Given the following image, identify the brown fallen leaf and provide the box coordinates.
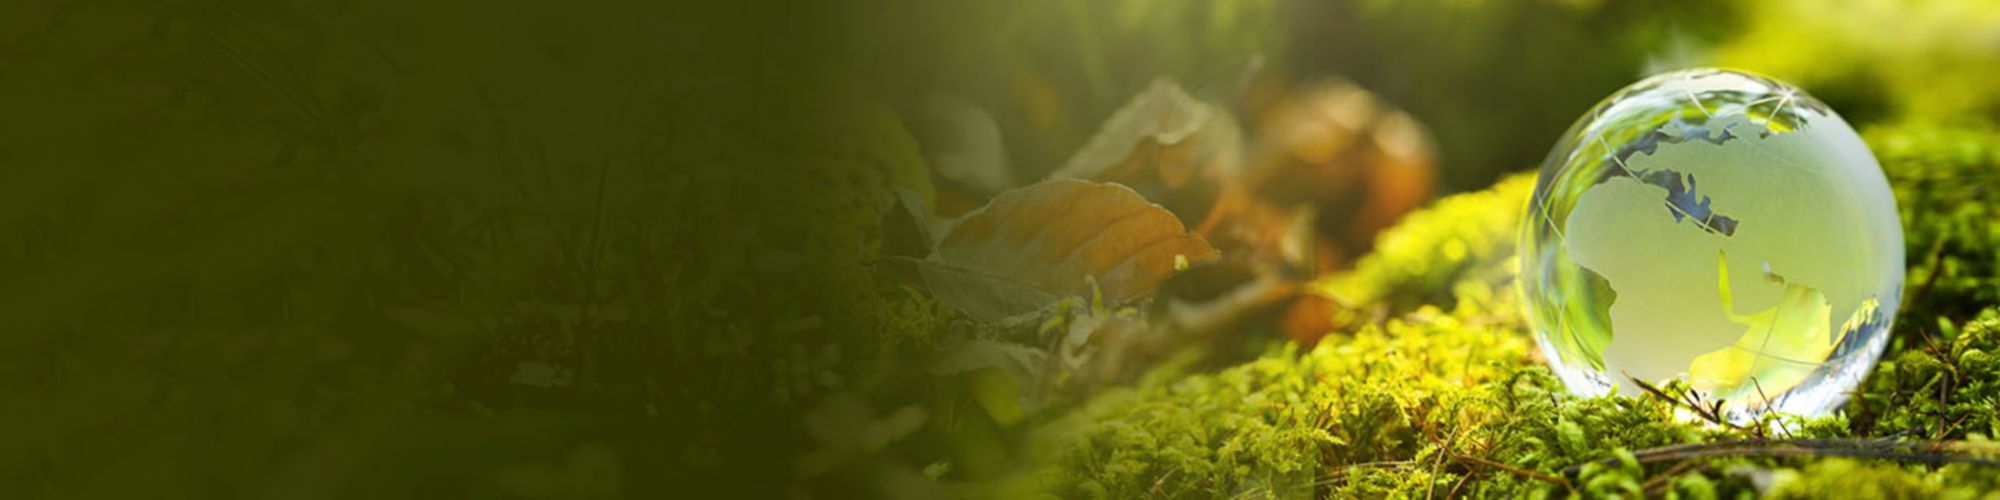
[1234,79,1438,269]
[1195,195,1331,279]
[934,179,1220,307]
[1050,79,1242,225]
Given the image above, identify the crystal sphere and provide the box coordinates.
[1518,68,1903,421]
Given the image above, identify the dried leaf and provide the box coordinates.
[1233,80,1438,265]
[934,179,1220,308]
[1196,196,1327,278]
[1051,79,1242,223]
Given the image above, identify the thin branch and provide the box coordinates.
[1145,469,1178,499]
[1629,377,1743,430]
[1310,461,1417,486]
[1562,438,2000,477]
[1453,453,1572,490]
[1639,459,1704,496]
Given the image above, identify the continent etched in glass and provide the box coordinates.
[1517,69,1903,422]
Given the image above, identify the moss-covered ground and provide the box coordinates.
[973,125,2000,498]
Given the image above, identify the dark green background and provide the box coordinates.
[1,0,878,496]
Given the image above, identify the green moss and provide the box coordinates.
[1850,309,2000,439]
[1024,302,1729,498]
[1765,460,1938,499]
[1319,172,1535,326]
[1870,124,2000,328]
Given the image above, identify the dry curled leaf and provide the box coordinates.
[1051,79,1242,225]
[933,179,1220,310]
[1227,79,1438,269]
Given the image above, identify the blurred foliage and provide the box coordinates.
[1711,0,2000,127]
[1871,125,2000,329]
[0,0,947,497]
[1284,0,1737,192]
[870,0,1739,194]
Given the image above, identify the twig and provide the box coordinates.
[1562,438,2000,477]
[1639,459,1704,496]
[1630,377,1742,430]
[1426,426,1462,500]
[1146,469,1178,499]
[1749,377,1783,439]
[1453,453,1573,490]
[1306,461,1417,490]
[1940,371,1954,436]
[1446,472,1473,499]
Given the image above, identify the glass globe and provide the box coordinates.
[1518,68,1903,421]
